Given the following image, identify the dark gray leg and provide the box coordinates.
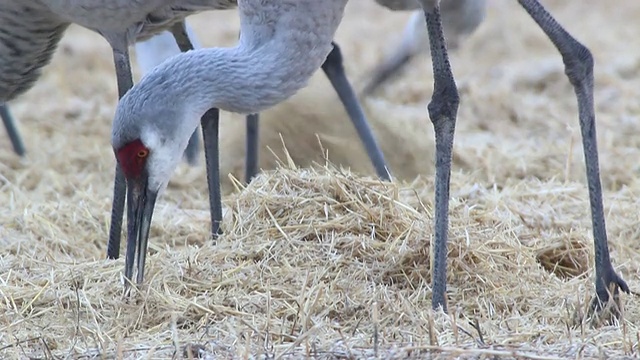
[417,0,460,312]
[106,46,135,260]
[232,29,262,184]
[169,22,202,166]
[245,113,260,183]
[321,42,392,181]
[201,108,223,239]
[1,104,26,156]
[518,0,629,313]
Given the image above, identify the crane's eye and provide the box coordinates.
[116,139,150,179]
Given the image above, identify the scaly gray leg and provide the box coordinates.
[418,0,460,311]
[106,45,135,260]
[321,42,392,181]
[201,108,223,239]
[245,113,260,183]
[1,104,25,156]
[169,21,202,166]
[518,0,629,314]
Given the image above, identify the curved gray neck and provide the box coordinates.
[112,0,348,152]
[169,46,319,118]
[148,0,347,119]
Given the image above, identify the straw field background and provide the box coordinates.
[2,0,640,358]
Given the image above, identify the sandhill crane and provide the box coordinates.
[111,0,348,285]
[372,0,629,315]
[134,21,390,185]
[1,1,390,262]
[363,0,486,95]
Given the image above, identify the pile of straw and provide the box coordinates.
[2,164,639,358]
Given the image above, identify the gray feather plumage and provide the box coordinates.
[0,2,68,101]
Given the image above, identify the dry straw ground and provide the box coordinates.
[1,0,640,358]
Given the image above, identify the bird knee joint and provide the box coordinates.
[417,0,439,11]
[322,42,343,72]
[428,85,460,123]
[563,42,593,87]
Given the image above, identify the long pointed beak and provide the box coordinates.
[124,174,158,287]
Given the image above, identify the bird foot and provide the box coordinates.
[572,268,630,327]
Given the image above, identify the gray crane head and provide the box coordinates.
[111,80,198,284]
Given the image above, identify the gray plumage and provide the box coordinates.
[0,2,68,102]
[0,2,69,156]
[43,0,236,44]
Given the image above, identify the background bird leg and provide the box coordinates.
[106,44,135,260]
[1,104,25,156]
[321,42,391,181]
[245,113,260,183]
[517,0,629,315]
[419,0,460,312]
[168,22,203,166]
[201,108,223,240]
[361,45,413,96]
[365,0,486,95]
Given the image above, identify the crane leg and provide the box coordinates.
[183,130,200,166]
[201,108,223,239]
[518,0,629,318]
[363,12,424,96]
[417,0,460,312]
[106,45,135,260]
[1,104,26,156]
[321,42,392,181]
[107,165,126,259]
[245,113,260,183]
[169,21,202,166]
[362,46,413,96]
